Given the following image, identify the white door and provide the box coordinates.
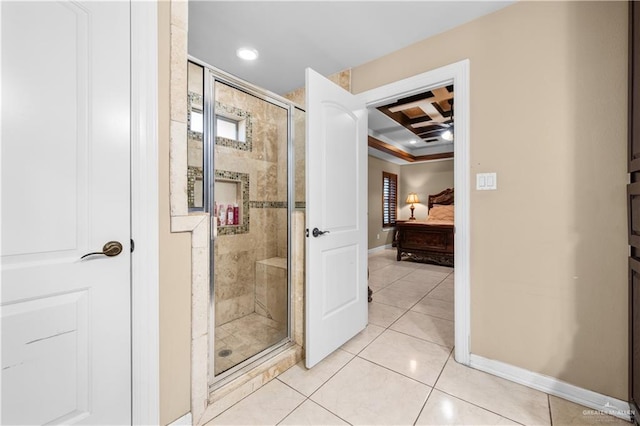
[305,68,368,368]
[1,2,131,424]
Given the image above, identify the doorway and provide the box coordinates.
[358,59,471,364]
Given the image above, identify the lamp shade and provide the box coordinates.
[406,193,420,204]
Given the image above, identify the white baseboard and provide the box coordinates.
[168,412,192,426]
[468,354,632,422]
[368,244,393,254]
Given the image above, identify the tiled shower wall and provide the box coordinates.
[213,81,289,326]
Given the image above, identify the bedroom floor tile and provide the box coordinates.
[372,286,425,310]
[426,279,455,303]
[411,296,454,321]
[390,310,455,348]
[367,301,406,327]
[385,278,440,297]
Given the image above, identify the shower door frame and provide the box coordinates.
[195,59,297,387]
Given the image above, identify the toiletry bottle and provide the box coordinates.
[233,204,239,225]
[227,204,234,225]
[219,203,226,226]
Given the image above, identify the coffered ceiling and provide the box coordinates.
[368,85,454,164]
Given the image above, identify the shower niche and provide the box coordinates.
[187,60,295,383]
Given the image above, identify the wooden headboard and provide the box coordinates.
[428,188,454,209]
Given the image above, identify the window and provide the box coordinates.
[216,116,240,140]
[382,172,397,227]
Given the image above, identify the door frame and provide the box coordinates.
[357,59,471,364]
[131,2,160,424]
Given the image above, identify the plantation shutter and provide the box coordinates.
[382,172,397,227]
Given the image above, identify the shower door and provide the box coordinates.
[188,62,293,382]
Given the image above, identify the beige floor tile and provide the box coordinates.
[402,269,450,284]
[278,349,354,396]
[310,357,431,425]
[373,287,425,310]
[368,264,416,287]
[390,310,454,348]
[207,379,305,425]
[435,358,550,426]
[412,297,454,321]
[279,400,348,425]
[369,280,391,294]
[359,329,451,386]
[368,301,406,328]
[367,255,396,272]
[417,389,519,425]
[427,280,454,303]
[548,395,630,425]
[416,263,455,273]
[340,323,385,354]
[386,278,440,297]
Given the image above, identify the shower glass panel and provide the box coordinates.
[191,64,292,382]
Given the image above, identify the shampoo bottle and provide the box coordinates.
[219,204,226,226]
[233,204,239,225]
[227,204,234,225]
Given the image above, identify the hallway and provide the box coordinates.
[206,249,628,425]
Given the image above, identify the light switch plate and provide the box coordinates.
[476,172,497,190]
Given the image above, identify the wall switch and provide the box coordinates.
[376,234,380,239]
[476,173,497,190]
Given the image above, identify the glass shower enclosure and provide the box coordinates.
[187,60,294,384]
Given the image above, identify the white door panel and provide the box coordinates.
[305,68,367,368]
[1,2,131,424]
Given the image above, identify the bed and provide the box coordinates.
[395,188,454,266]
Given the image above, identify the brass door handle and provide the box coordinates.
[81,241,123,259]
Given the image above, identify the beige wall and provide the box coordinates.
[368,157,454,250]
[158,1,193,423]
[368,156,401,249]
[399,160,454,221]
[355,1,628,399]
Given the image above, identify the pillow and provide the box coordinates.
[427,204,454,222]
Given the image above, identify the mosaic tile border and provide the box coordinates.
[249,201,288,209]
[188,166,204,208]
[215,170,250,236]
[215,101,253,152]
[188,91,203,142]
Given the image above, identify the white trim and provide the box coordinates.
[168,412,193,426]
[357,59,471,365]
[130,2,160,425]
[469,354,632,422]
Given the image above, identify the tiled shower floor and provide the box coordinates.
[214,313,287,375]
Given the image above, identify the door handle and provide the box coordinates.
[312,228,330,238]
[81,241,123,259]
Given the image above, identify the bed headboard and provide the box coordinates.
[428,188,454,209]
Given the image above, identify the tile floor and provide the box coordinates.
[206,248,629,425]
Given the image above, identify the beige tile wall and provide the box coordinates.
[213,82,289,325]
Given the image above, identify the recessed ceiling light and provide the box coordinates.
[409,140,417,144]
[236,47,259,61]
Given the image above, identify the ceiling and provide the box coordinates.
[188,1,514,164]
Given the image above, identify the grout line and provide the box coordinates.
[305,350,358,401]
[382,327,453,350]
[548,394,554,426]
[432,354,527,426]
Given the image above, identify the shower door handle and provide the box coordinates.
[312,228,330,238]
